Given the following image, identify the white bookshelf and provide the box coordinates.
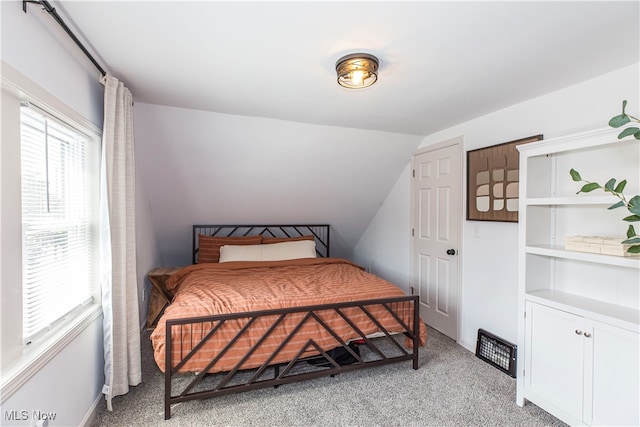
[525,244,640,268]
[516,128,640,426]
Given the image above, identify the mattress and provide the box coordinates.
[150,257,427,373]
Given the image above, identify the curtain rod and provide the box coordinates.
[23,0,107,77]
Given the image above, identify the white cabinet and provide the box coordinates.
[524,301,639,426]
[516,128,640,426]
[524,302,584,422]
[587,318,639,426]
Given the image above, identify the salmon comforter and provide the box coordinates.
[150,257,427,374]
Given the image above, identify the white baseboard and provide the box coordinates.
[459,338,476,353]
[80,393,104,427]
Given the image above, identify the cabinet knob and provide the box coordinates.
[583,332,591,338]
[575,329,583,335]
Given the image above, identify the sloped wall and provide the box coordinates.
[133,103,423,267]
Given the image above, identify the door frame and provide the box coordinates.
[409,136,463,342]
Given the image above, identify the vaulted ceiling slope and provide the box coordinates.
[134,103,423,264]
[57,1,639,136]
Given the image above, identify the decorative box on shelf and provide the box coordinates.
[564,235,635,257]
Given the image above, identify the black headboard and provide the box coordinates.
[192,224,330,263]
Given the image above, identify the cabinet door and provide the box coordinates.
[525,302,584,420]
[584,320,640,426]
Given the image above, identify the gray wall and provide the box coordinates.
[133,103,423,266]
[1,0,105,425]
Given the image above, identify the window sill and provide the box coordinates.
[0,304,103,404]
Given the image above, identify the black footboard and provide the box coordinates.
[164,295,421,419]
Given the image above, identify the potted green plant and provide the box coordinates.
[570,100,640,254]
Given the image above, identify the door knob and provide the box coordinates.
[446,249,456,256]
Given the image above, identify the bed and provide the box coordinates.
[151,224,427,419]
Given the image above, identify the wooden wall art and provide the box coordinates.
[467,134,543,222]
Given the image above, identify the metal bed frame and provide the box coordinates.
[163,225,421,420]
[192,224,330,263]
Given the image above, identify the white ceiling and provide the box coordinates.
[55,1,639,136]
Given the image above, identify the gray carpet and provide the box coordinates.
[91,326,566,426]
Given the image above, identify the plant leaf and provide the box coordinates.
[608,201,625,210]
[627,245,640,254]
[614,179,627,193]
[609,114,630,128]
[604,178,616,191]
[618,126,640,139]
[627,224,636,238]
[622,215,640,222]
[628,195,640,216]
[622,99,628,113]
[622,237,640,244]
[569,169,581,181]
[634,129,640,140]
[579,182,601,193]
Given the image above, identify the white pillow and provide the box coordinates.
[219,240,317,262]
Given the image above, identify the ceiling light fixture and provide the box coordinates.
[335,53,379,89]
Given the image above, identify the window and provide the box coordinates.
[20,104,100,345]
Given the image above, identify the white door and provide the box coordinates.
[411,140,461,340]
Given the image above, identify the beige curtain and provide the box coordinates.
[100,74,141,410]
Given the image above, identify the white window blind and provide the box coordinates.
[20,104,100,344]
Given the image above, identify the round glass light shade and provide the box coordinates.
[335,53,379,89]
